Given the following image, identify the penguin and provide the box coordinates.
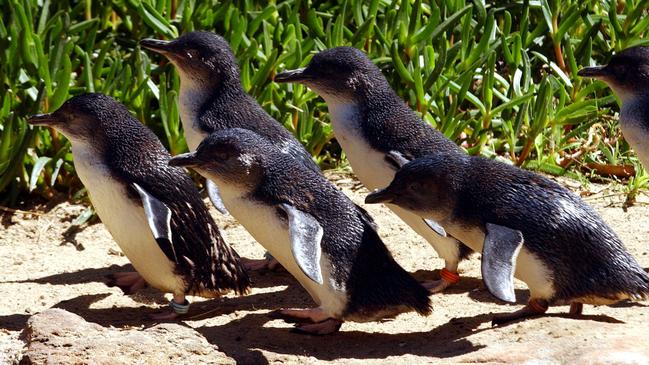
[28,93,250,320]
[578,46,649,169]
[140,31,321,270]
[275,46,471,292]
[365,151,649,325]
[169,128,432,335]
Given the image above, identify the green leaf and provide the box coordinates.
[29,156,51,192]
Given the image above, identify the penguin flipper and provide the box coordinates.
[384,150,411,170]
[279,203,324,285]
[206,180,229,215]
[132,183,174,249]
[423,218,447,237]
[481,223,524,303]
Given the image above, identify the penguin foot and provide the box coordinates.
[421,279,453,293]
[105,271,147,294]
[422,268,460,293]
[149,297,189,321]
[292,318,343,335]
[491,298,549,326]
[569,302,583,316]
[148,309,180,321]
[271,307,329,323]
[242,254,283,272]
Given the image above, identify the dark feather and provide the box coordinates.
[74,94,250,295]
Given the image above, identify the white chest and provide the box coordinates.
[71,145,184,293]
[327,101,466,261]
[620,103,649,169]
[327,102,395,190]
[216,182,347,316]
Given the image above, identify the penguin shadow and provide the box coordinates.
[246,266,300,290]
[609,300,649,309]
[411,269,525,305]
[194,272,491,362]
[0,313,30,331]
[6,264,131,286]
[465,290,627,326]
[17,283,296,330]
[466,285,529,306]
[0,294,122,331]
[197,312,489,363]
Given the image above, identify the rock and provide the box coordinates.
[458,329,649,365]
[19,309,234,365]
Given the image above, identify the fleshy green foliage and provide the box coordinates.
[1,0,649,205]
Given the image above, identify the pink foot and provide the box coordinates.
[106,271,147,294]
[271,307,330,323]
[293,319,343,335]
[492,298,549,326]
[422,268,460,293]
[569,302,583,315]
[149,295,189,321]
[242,255,283,272]
[148,309,180,321]
[421,279,452,293]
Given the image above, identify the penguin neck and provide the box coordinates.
[619,92,649,167]
[178,74,245,149]
[322,80,399,131]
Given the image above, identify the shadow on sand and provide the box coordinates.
[0,264,632,362]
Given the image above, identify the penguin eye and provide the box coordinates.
[186,49,199,60]
[409,182,423,191]
[215,151,230,161]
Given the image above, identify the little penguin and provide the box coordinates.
[275,47,471,292]
[28,94,250,320]
[578,46,649,169]
[365,152,649,325]
[169,128,432,335]
[141,31,321,270]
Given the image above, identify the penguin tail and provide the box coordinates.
[626,268,649,301]
[388,265,433,316]
[345,251,432,320]
[600,266,649,304]
[187,236,251,297]
[342,215,432,320]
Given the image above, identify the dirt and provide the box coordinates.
[1,171,649,364]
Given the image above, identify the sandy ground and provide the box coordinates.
[1,171,649,364]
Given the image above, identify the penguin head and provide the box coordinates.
[169,128,265,191]
[140,31,239,90]
[275,46,384,102]
[365,154,464,220]
[578,47,649,103]
[28,93,128,144]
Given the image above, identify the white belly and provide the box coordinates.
[216,183,347,317]
[327,101,461,264]
[619,118,649,170]
[72,145,184,294]
[444,224,555,299]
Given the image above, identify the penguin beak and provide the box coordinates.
[365,188,395,204]
[169,152,200,168]
[578,66,609,79]
[27,113,61,126]
[140,38,172,54]
[274,68,309,83]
